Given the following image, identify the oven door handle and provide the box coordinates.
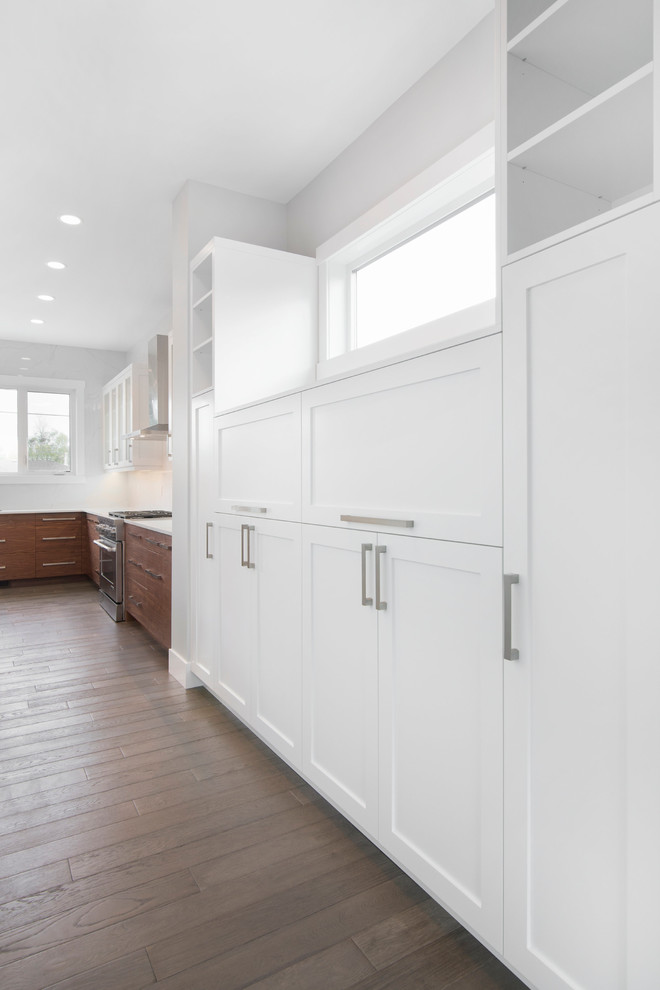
[94,538,118,552]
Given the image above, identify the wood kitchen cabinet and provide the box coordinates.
[124,524,172,648]
[0,514,36,580]
[84,513,100,586]
[34,512,83,578]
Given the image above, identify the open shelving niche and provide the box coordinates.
[504,0,656,258]
[191,248,213,396]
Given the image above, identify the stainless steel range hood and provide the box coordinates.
[127,334,169,437]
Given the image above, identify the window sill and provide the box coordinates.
[0,475,87,485]
[317,299,497,381]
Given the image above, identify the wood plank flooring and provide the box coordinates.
[0,581,526,990]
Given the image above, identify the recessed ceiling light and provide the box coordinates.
[31,318,44,324]
[59,214,82,225]
[37,294,54,301]
[21,356,31,361]
[46,261,66,269]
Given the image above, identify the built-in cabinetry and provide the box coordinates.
[502,202,660,990]
[190,237,317,412]
[34,512,83,578]
[102,364,166,471]
[501,0,657,258]
[190,394,217,686]
[125,524,172,648]
[0,514,36,580]
[84,513,100,585]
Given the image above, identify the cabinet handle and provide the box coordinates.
[232,505,267,514]
[240,523,255,569]
[145,537,171,550]
[41,516,77,521]
[375,545,387,611]
[205,522,213,559]
[128,594,143,607]
[340,514,414,528]
[42,536,76,541]
[0,565,5,569]
[503,574,519,661]
[144,568,163,581]
[127,558,143,569]
[42,560,76,567]
[0,539,5,543]
[361,543,373,606]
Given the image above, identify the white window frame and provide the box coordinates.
[0,375,85,483]
[316,124,496,379]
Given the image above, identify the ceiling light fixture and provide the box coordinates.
[30,318,44,324]
[46,261,66,269]
[59,214,82,225]
[37,294,55,301]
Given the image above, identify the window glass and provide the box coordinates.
[0,388,18,473]
[353,193,496,350]
[27,391,70,472]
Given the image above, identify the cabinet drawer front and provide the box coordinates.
[215,394,302,521]
[302,335,502,545]
[36,512,82,528]
[126,551,171,593]
[35,553,82,577]
[36,522,82,542]
[36,537,82,559]
[125,527,172,554]
[0,533,36,554]
[0,553,36,580]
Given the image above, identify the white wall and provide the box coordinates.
[286,12,495,256]
[0,338,129,511]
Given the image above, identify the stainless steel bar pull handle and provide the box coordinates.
[205,522,213,559]
[361,543,373,606]
[503,574,519,661]
[240,524,255,568]
[375,545,387,611]
[232,505,267,514]
[341,514,413,529]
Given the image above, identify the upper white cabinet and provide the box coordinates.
[215,394,301,522]
[192,237,317,414]
[501,0,657,258]
[302,335,502,545]
[103,364,164,470]
[503,203,660,989]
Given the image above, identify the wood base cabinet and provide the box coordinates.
[0,514,36,580]
[125,525,172,649]
[215,514,302,767]
[302,524,503,949]
[503,203,660,989]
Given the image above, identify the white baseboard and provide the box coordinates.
[168,648,203,689]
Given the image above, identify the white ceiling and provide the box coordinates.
[1,0,493,352]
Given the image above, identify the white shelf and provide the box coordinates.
[509,0,652,98]
[509,65,653,204]
[192,336,212,354]
[191,251,212,301]
[507,0,556,42]
[192,288,212,310]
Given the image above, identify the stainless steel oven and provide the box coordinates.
[94,516,125,621]
[95,511,171,622]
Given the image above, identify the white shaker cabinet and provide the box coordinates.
[215,394,301,521]
[302,525,503,948]
[211,237,317,414]
[378,535,503,951]
[215,514,302,767]
[503,203,660,990]
[190,394,217,689]
[301,334,502,545]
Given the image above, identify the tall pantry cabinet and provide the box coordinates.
[499,2,660,988]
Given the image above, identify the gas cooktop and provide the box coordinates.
[108,510,172,519]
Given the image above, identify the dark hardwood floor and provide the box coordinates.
[0,580,526,990]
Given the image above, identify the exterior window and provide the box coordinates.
[353,192,496,349]
[0,378,84,479]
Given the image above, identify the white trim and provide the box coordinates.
[168,648,203,689]
[316,125,496,369]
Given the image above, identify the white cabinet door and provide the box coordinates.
[215,394,301,521]
[503,203,660,990]
[302,525,379,834]
[302,335,502,544]
[215,514,252,720]
[190,396,217,688]
[213,237,317,414]
[378,535,503,951]
[250,519,302,767]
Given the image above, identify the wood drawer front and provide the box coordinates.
[125,526,172,554]
[0,514,36,547]
[0,553,36,581]
[35,551,83,577]
[36,535,82,557]
[36,521,82,541]
[126,572,171,648]
[125,550,170,593]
